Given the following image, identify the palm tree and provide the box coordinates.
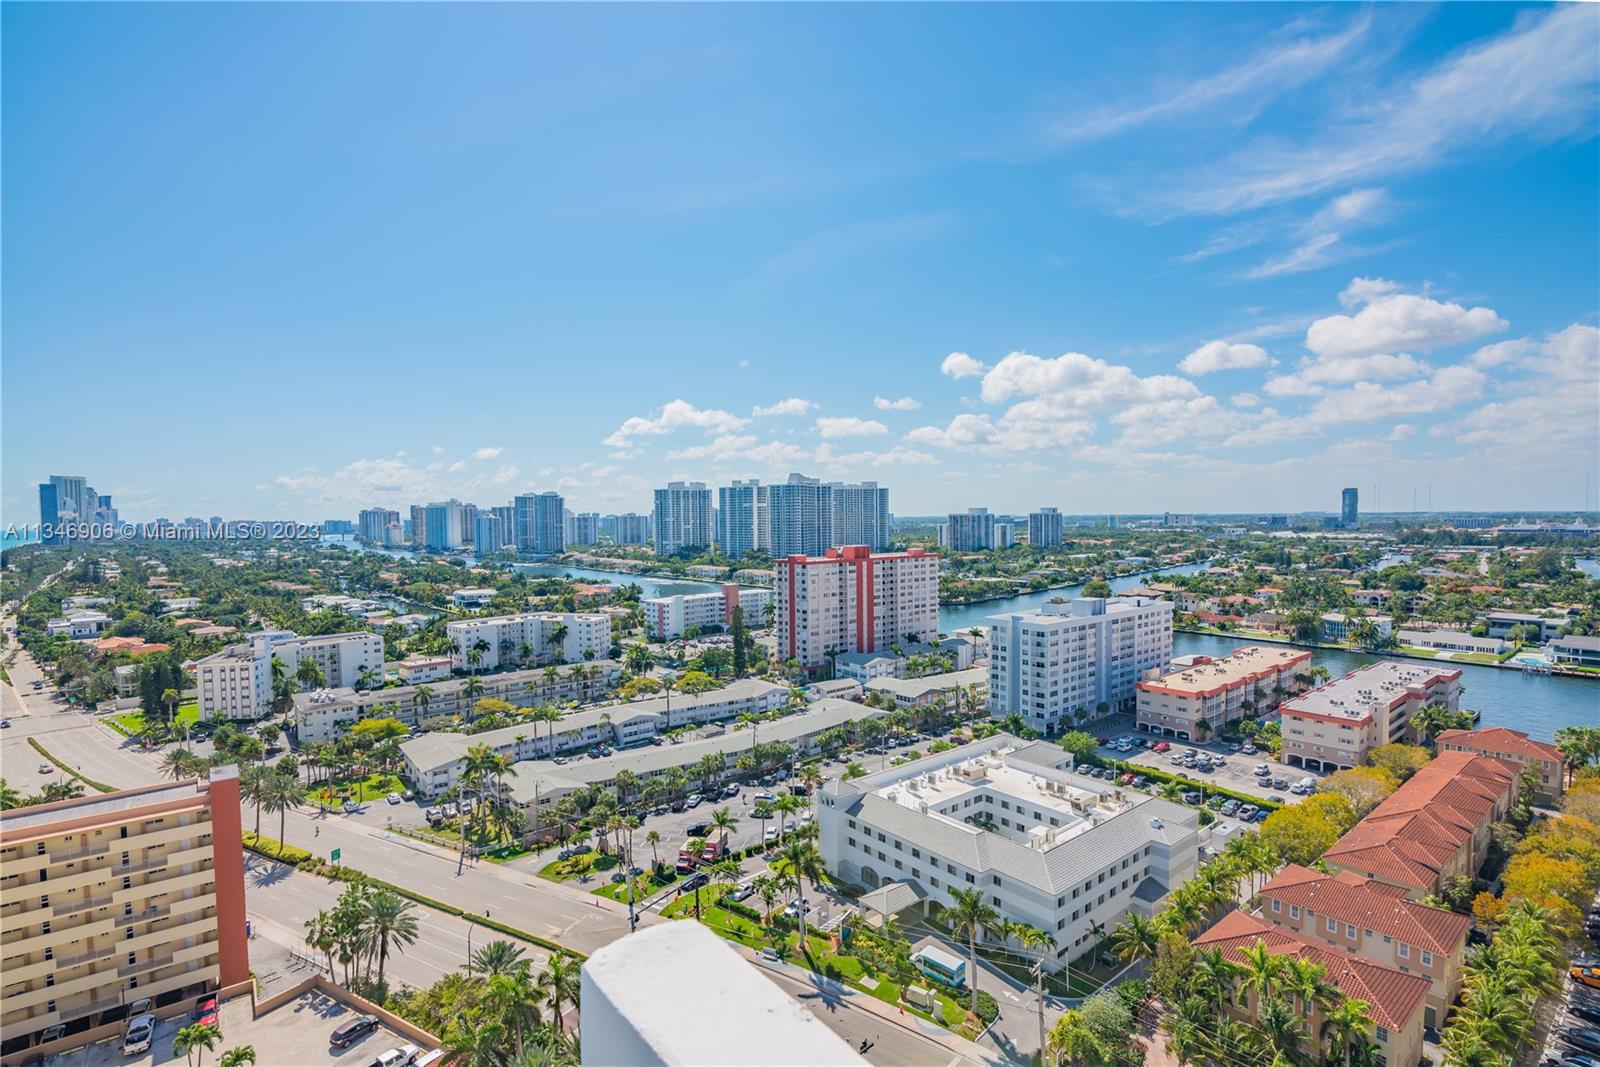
[485,968,543,1061]
[1007,922,1056,1059]
[470,938,527,977]
[441,1012,509,1067]
[218,1047,255,1067]
[294,658,326,692]
[174,1023,220,1067]
[708,806,739,851]
[645,829,662,871]
[1320,996,1375,1064]
[1046,1008,1102,1067]
[304,910,337,978]
[413,684,434,720]
[162,687,182,731]
[1238,940,1281,1010]
[946,887,1000,1019]
[538,953,581,1035]
[363,888,420,990]
[161,747,198,781]
[258,772,301,852]
[1110,912,1159,963]
[775,839,825,950]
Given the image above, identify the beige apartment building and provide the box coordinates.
[1278,661,1462,772]
[1259,864,1470,1029]
[1135,645,1312,740]
[1434,726,1566,804]
[0,770,249,1055]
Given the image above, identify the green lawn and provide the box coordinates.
[591,868,682,901]
[309,772,406,805]
[109,702,200,737]
[538,850,619,882]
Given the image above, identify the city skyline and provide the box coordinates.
[4,4,1598,522]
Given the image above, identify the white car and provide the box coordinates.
[123,1013,158,1056]
[373,1044,422,1067]
[38,763,52,774]
[764,827,779,841]
[386,792,401,805]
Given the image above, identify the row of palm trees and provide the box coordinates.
[434,940,581,1066]
[1109,832,1280,961]
[1438,901,1566,1067]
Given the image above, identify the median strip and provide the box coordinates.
[27,737,116,793]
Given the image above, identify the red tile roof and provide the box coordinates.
[1259,864,1470,955]
[1434,726,1565,767]
[1194,910,1432,1031]
[91,637,171,655]
[1322,751,1518,892]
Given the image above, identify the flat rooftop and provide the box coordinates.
[0,780,211,836]
[1280,660,1461,724]
[1138,645,1311,697]
[874,749,1124,853]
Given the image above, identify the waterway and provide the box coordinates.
[513,563,722,600]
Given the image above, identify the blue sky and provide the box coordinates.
[4,3,1597,522]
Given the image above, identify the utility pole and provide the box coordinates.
[626,827,638,933]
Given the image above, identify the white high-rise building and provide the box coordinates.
[717,480,761,557]
[829,481,891,551]
[653,482,714,555]
[994,522,1015,549]
[765,473,832,557]
[775,546,939,671]
[422,500,465,550]
[475,513,512,555]
[358,508,400,543]
[942,507,994,551]
[987,596,1174,734]
[514,491,566,554]
[446,612,611,671]
[567,512,601,546]
[603,513,651,545]
[1028,507,1063,548]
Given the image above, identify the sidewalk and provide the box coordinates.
[738,946,1007,1066]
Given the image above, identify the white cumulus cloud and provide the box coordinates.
[752,397,816,417]
[874,395,922,411]
[816,417,889,439]
[1180,341,1272,375]
[941,352,988,379]
[603,399,750,448]
[471,446,503,460]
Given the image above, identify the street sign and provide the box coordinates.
[330,848,341,863]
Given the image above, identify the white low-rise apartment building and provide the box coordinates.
[396,656,452,683]
[1279,661,1463,772]
[1136,645,1312,741]
[833,637,977,684]
[292,661,624,742]
[447,611,611,670]
[987,596,1173,736]
[1395,629,1508,655]
[193,630,383,721]
[775,546,939,672]
[865,667,987,713]
[401,678,799,795]
[819,735,1199,968]
[643,584,773,639]
[1321,613,1394,643]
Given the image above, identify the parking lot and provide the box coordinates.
[1539,896,1600,1066]
[54,989,430,1067]
[1094,734,1328,807]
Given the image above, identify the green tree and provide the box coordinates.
[946,887,1001,1019]
[174,1023,221,1067]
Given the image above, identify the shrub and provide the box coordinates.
[973,988,999,1025]
[241,831,316,866]
[719,898,762,923]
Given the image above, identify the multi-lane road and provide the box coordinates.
[0,624,999,1065]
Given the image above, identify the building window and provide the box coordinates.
[1271,899,1281,914]
[1421,951,1433,967]
[1398,943,1410,959]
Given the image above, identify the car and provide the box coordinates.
[1219,800,1239,816]
[1560,1029,1600,1055]
[1210,755,1227,766]
[783,820,796,832]
[724,784,741,797]
[1238,805,1259,820]
[686,794,704,808]
[758,947,781,961]
[1153,741,1170,753]
[1182,790,1203,805]
[1547,1054,1600,1067]
[679,872,709,891]
[1570,1001,1600,1026]
[1119,773,1136,785]
[783,900,815,917]
[551,756,568,765]
[1096,736,1109,745]
[754,791,777,802]
[372,1044,422,1067]
[1195,763,1214,774]
[331,1014,381,1048]
[37,763,52,774]
[128,998,153,1018]
[32,679,45,690]
[669,800,686,812]
[1227,742,1242,752]
[1267,795,1285,804]
[732,884,756,902]
[0,719,9,728]
[401,790,414,801]
[123,1013,159,1056]
[193,994,219,1025]
[1574,966,1600,991]
[386,792,401,805]
[687,822,710,837]
[1275,778,1292,790]
[1253,763,1271,775]
[442,803,458,818]
[1241,744,1258,755]
[1132,775,1149,787]
[343,800,362,814]
[764,827,779,840]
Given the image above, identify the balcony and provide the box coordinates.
[53,894,113,919]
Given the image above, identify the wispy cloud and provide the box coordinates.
[1048,15,1371,142]
[1142,5,1598,216]
[1244,188,1391,278]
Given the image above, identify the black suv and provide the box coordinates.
[331,1014,380,1048]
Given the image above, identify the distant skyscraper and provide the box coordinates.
[409,504,427,546]
[567,512,601,546]
[603,513,651,545]
[718,480,761,557]
[1028,507,1063,548]
[653,482,714,555]
[358,508,400,543]
[994,522,1015,548]
[765,473,832,557]
[942,507,994,551]
[1342,488,1360,528]
[459,502,479,543]
[829,481,891,550]
[38,474,115,543]
[475,513,510,555]
[422,500,464,550]
[514,492,566,554]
